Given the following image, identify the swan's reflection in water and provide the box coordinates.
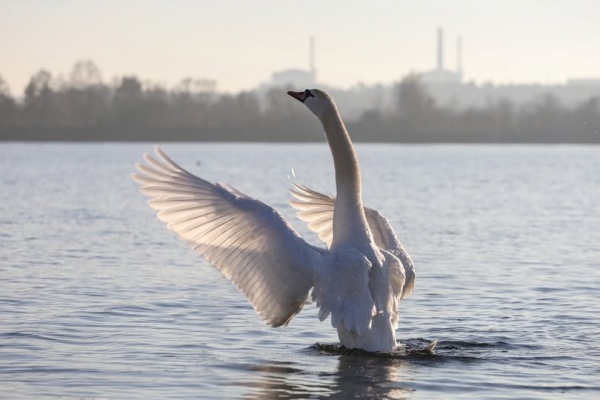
[246,351,415,399]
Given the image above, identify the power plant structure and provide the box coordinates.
[257,29,600,120]
[420,27,463,84]
[309,36,316,82]
[437,27,443,70]
[267,37,317,89]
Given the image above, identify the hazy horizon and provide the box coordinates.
[2,0,600,96]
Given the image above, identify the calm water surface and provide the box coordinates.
[1,143,599,399]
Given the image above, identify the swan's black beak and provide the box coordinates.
[287,91,306,103]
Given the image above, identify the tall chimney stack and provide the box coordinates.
[309,36,316,81]
[457,36,463,79]
[437,27,444,70]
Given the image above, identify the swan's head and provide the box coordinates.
[287,89,334,121]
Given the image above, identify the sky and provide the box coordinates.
[1,0,600,95]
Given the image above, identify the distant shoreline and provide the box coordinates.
[2,128,599,144]
[3,71,599,145]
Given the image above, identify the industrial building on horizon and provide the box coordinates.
[259,36,317,92]
[419,27,463,85]
[419,27,600,111]
[258,30,600,121]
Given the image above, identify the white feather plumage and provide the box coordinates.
[132,89,415,352]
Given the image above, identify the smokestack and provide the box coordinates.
[309,36,316,81]
[457,36,463,79]
[437,27,444,70]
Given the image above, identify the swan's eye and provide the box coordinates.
[304,89,315,101]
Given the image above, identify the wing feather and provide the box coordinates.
[289,181,335,248]
[288,177,415,300]
[133,146,332,327]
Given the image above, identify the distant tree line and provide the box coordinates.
[1,61,599,143]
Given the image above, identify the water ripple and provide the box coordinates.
[1,143,599,399]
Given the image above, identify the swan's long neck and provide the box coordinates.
[321,106,372,249]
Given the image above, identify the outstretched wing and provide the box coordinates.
[289,178,415,300]
[288,178,335,247]
[132,146,331,327]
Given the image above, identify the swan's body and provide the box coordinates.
[132,89,415,352]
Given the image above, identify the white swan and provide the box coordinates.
[131,89,415,352]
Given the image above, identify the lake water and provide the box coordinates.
[1,143,599,399]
